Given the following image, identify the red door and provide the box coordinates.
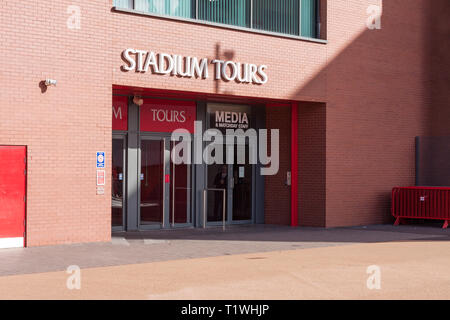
[0,146,26,248]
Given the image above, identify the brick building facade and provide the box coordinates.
[0,0,448,247]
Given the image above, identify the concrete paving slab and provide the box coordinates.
[0,225,447,277]
[0,240,449,300]
[111,237,130,246]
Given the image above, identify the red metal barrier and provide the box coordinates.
[392,187,450,229]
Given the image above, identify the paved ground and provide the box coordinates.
[0,224,449,299]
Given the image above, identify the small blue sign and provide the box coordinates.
[97,152,105,168]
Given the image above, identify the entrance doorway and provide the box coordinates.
[205,143,255,226]
[111,96,264,232]
[139,135,193,229]
[205,102,256,226]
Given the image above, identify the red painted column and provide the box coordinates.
[291,102,299,227]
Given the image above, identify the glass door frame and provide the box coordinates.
[229,140,257,225]
[138,134,168,230]
[169,138,195,229]
[204,161,233,228]
[205,146,257,227]
[204,102,257,227]
[112,133,127,232]
[138,133,195,230]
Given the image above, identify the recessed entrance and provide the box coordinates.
[112,95,265,232]
[204,103,256,226]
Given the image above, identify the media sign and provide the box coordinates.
[207,103,253,133]
[214,111,250,130]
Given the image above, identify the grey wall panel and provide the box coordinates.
[126,102,140,231]
[195,101,207,227]
[255,104,265,224]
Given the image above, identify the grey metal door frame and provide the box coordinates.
[112,133,127,232]
[121,97,265,231]
[138,135,169,230]
[204,161,235,227]
[229,140,256,225]
[138,133,195,230]
[204,102,257,227]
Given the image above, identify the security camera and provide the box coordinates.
[133,95,144,106]
[45,79,57,87]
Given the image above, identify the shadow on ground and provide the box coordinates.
[114,223,450,242]
[0,224,447,277]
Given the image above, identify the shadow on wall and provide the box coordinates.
[213,43,235,96]
[290,0,450,227]
[428,0,450,137]
[420,0,450,187]
[416,136,450,187]
[118,1,450,230]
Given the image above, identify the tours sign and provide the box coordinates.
[140,99,197,133]
[121,49,268,85]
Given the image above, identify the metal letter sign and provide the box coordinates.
[96,152,105,168]
[122,49,268,84]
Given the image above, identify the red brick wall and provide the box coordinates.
[428,0,450,136]
[0,0,442,245]
[0,0,113,246]
[414,1,450,186]
[110,5,327,101]
[264,105,291,225]
[298,102,326,227]
[321,0,430,227]
[319,0,327,40]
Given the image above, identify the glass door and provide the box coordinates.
[112,136,126,230]
[170,140,193,227]
[139,137,166,228]
[206,144,229,225]
[231,142,253,223]
[205,142,254,226]
[204,102,256,227]
[139,136,193,229]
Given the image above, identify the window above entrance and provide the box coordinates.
[113,0,325,41]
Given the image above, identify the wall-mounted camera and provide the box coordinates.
[44,79,57,87]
